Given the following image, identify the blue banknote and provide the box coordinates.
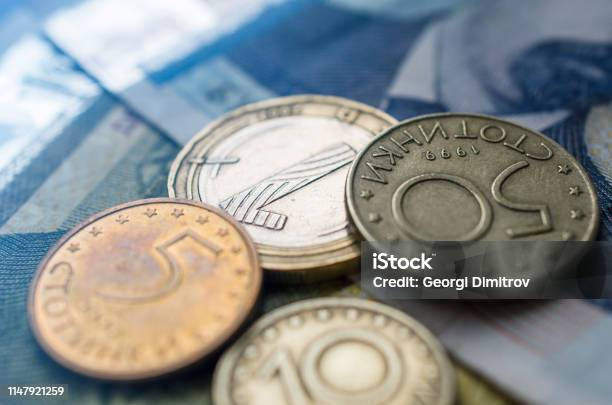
[392,298,612,405]
[43,0,284,144]
[0,5,186,403]
[0,12,349,404]
[1,0,612,404]
[43,0,612,239]
[42,0,612,129]
[0,9,100,227]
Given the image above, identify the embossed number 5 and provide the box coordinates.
[97,230,221,302]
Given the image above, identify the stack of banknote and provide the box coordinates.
[1,1,611,404]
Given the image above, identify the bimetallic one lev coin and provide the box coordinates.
[29,198,261,380]
[213,298,455,405]
[347,114,599,242]
[168,95,397,280]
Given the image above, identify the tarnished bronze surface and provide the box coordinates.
[29,198,261,380]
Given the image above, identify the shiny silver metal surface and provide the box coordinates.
[169,95,396,279]
[213,297,455,405]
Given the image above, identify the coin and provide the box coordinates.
[213,297,455,405]
[28,198,261,380]
[347,113,599,242]
[168,95,397,281]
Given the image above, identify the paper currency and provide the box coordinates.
[396,299,612,404]
[0,0,611,404]
[45,0,281,143]
[0,8,99,204]
[584,103,612,181]
[44,0,612,134]
[43,0,611,238]
[0,6,171,234]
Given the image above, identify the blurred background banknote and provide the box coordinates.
[42,0,612,236]
[0,0,611,403]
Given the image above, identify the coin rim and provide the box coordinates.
[346,112,600,242]
[167,94,397,274]
[28,197,262,380]
[212,297,456,405]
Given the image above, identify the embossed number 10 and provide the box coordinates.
[254,330,402,405]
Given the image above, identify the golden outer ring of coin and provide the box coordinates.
[346,112,600,242]
[212,297,456,405]
[28,198,262,380]
[167,95,397,282]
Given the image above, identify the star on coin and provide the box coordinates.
[89,227,102,237]
[67,243,80,253]
[568,186,582,196]
[338,107,355,121]
[557,164,571,175]
[360,189,374,200]
[196,215,209,225]
[368,213,382,223]
[231,246,241,254]
[217,228,229,237]
[115,215,129,224]
[561,231,574,241]
[171,208,184,218]
[143,208,157,217]
[570,209,585,220]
